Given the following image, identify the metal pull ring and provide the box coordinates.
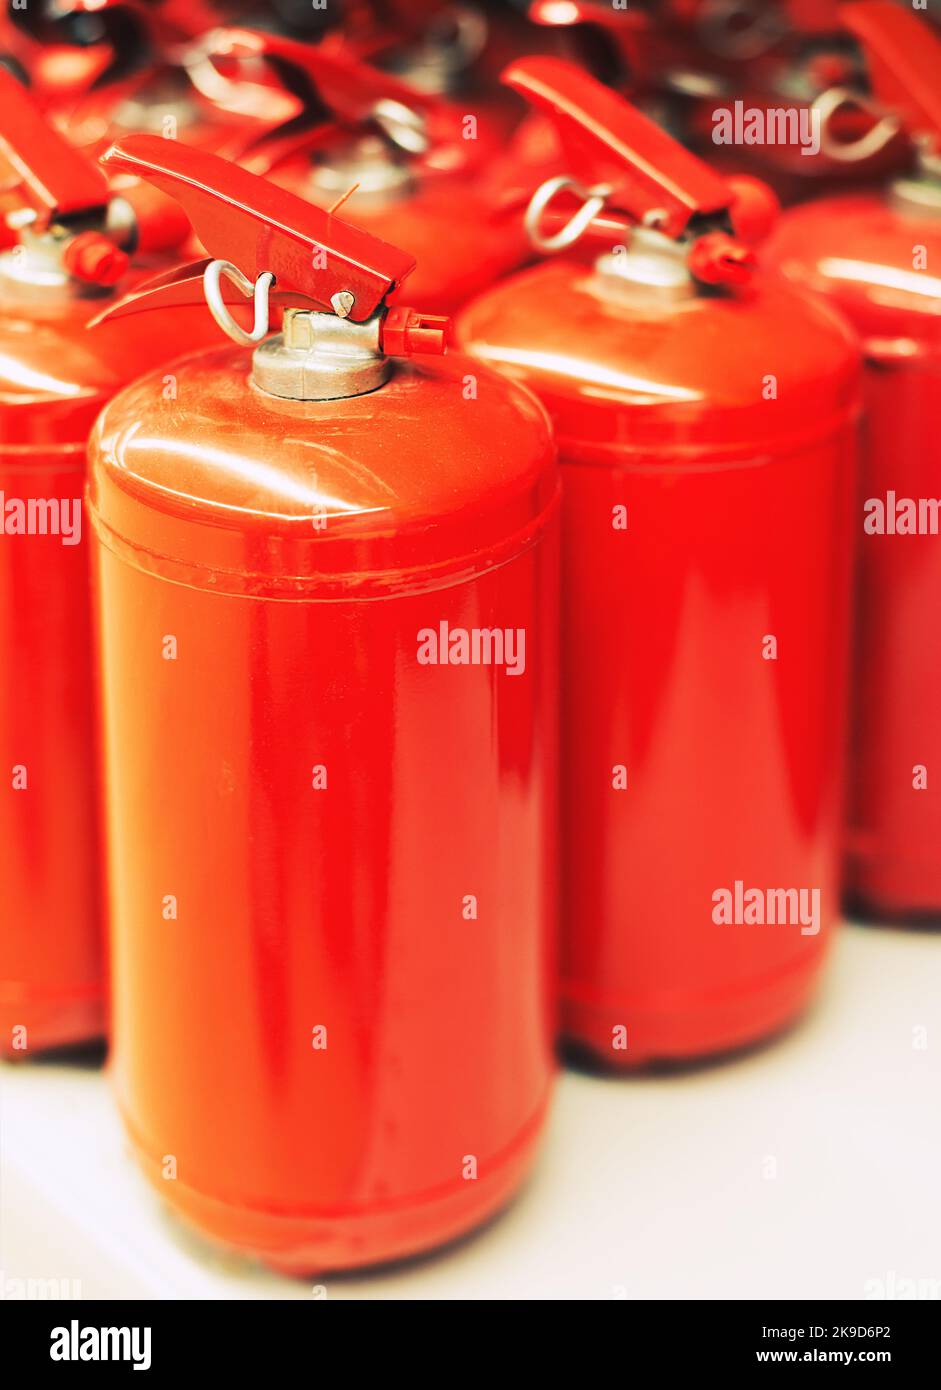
[812,87,902,164]
[371,98,430,156]
[524,176,611,253]
[203,260,275,345]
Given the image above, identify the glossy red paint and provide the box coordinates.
[457,60,861,1067]
[0,84,214,1057]
[768,196,941,920]
[766,1,941,921]
[0,295,216,1057]
[87,145,559,1271]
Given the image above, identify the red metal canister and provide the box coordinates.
[767,2,941,921]
[0,76,214,1057]
[522,0,907,205]
[206,29,531,313]
[4,1,299,156]
[458,60,861,1067]
[88,138,558,1271]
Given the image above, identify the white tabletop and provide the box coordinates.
[2,920,939,1301]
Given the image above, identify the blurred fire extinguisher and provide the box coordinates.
[521,0,908,203]
[3,0,299,152]
[87,136,559,1270]
[0,73,216,1057]
[458,58,861,1067]
[200,27,532,312]
[767,1,941,922]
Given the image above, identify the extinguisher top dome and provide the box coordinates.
[88,137,557,595]
[458,58,860,456]
[768,2,941,356]
[4,0,299,145]
[0,68,195,446]
[0,65,134,301]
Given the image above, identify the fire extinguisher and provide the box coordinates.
[87,136,559,1271]
[4,0,299,155]
[200,27,531,313]
[767,1,941,922]
[684,0,910,204]
[457,58,861,1067]
[521,0,906,205]
[0,73,219,1058]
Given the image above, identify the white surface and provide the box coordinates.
[2,922,940,1301]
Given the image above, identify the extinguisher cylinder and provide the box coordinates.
[88,345,560,1271]
[458,254,861,1068]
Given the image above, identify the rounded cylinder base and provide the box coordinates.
[124,1097,549,1277]
[561,951,826,1070]
[0,986,105,1058]
[845,856,941,929]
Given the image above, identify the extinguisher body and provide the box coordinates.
[0,301,105,1054]
[768,187,941,921]
[0,290,215,1056]
[88,345,559,1271]
[458,256,860,1065]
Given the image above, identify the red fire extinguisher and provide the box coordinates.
[767,1,941,922]
[458,58,861,1067]
[199,27,531,314]
[521,0,907,205]
[683,0,911,204]
[87,136,559,1271]
[4,0,299,155]
[0,73,217,1057]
